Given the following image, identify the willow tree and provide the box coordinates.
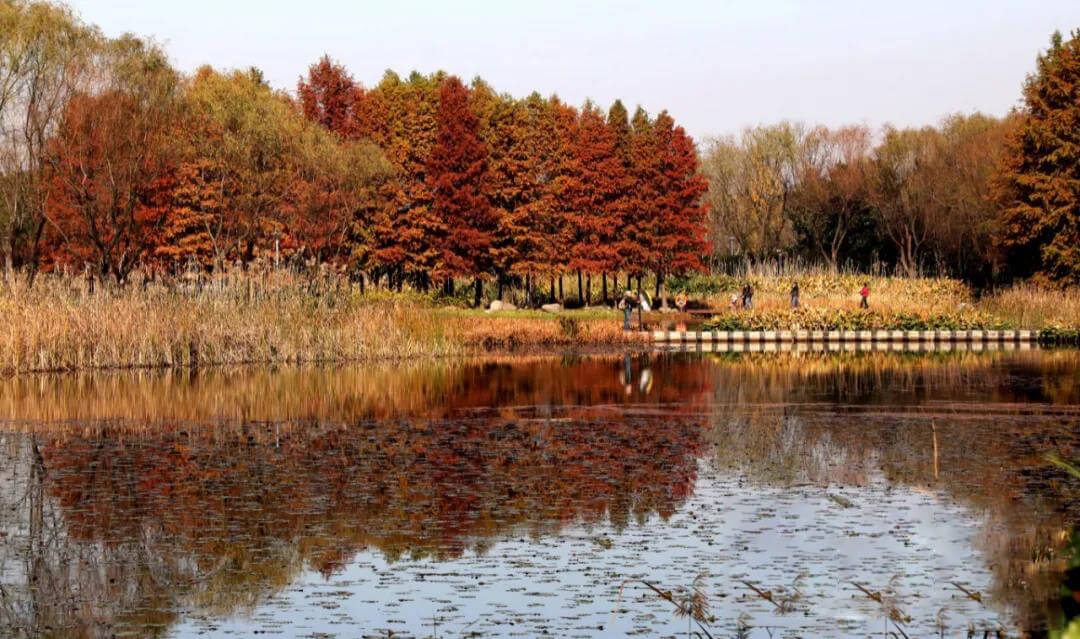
[0,0,99,279]
[867,126,940,278]
[701,123,801,260]
[787,125,872,269]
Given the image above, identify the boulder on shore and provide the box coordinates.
[488,300,518,312]
[541,303,562,313]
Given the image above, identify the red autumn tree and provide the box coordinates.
[512,93,562,302]
[426,75,494,307]
[297,54,360,138]
[605,99,635,296]
[367,71,444,290]
[570,101,630,304]
[43,91,175,281]
[649,111,709,305]
[560,102,625,305]
[149,159,225,269]
[626,107,660,292]
[470,80,518,298]
[286,137,390,267]
[548,99,583,301]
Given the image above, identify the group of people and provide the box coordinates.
[728,282,871,310]
[730,284,756,310]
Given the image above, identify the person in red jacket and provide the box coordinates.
[859,283,870,309]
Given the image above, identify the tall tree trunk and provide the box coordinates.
[474,278,482,308]
[25,217,46,290]
[4,209,17,279]
[524,274,531,307]
[577,269,583,306]
[2,232,12,278]
[558,274,563,301]
[586,273,592,306]
[654,271,661,302]
[636,274,642,293]
[497,276,504,301]
[549,277,555,302]
[602,273,608,304]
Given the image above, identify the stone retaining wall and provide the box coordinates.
[651,329,1036,343]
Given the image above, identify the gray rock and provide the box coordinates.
[541,303,562,313]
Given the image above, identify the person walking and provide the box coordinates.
[790,282,800,309]
[859,282,870,309]
[743,283,754,310]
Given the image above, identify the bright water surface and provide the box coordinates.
[1,350,1078,638]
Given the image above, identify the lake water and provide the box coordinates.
[1,350,1078,638]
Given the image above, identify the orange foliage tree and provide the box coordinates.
[648,112,710,303]
[427,76,495,306]
[564,101,626,305]
[43,84,178,281]
[996,30,1080,286]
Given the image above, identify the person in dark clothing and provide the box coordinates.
[743,284,754,310]
[859,282,870,309]
[790,282,800,309]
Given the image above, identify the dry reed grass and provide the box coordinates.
[0,270,646,375]
[977,284,1080,330]
[0,272,462,375]
[449,314,646,349]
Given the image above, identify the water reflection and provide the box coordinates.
[0,350,1078,637]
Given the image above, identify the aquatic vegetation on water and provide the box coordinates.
[0,351,1077,637]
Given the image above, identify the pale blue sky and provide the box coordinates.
[70,0,1079,141]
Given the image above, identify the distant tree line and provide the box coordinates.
[703,29,1080,288]
[297,59,707,305]
[1,0,1077,297]
[0,0,708,307]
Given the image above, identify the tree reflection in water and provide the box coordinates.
[0,350,1076,638]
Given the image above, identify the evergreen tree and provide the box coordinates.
[997,30,1080,285]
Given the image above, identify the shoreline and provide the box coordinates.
[3,332,1077,379]
[4,273,1078,376]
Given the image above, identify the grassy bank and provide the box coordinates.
[2,269,1078,375]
